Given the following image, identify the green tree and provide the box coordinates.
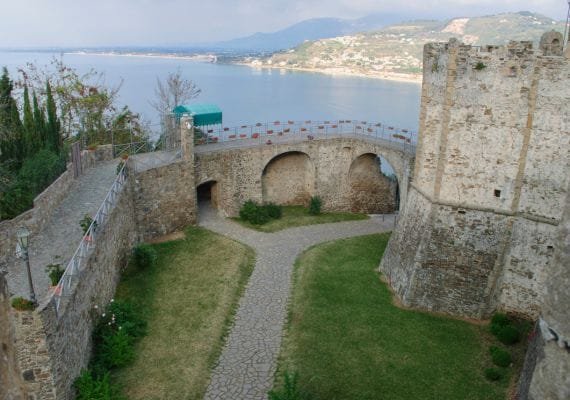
[22,85,38,156]
[32,91,46,146]
[0,67,24,165]
[45,81,61,153]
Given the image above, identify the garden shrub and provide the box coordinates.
[489,346,512,367]
[484,368,502,381]
[132,243,158,269]
[46,264,64,286]
[490,313,510,335]
[80,214,96,235]
[496,325,521,345]
[269,371,312,400]
[11,297,35,311]
[264,202,283,219]
[91,301,146,371]
[239,200,271,225]
[74,370,125,400]
[308,196,322,215]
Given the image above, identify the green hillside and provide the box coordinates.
[243,12,565,80]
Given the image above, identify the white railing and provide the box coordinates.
[48,160,129,316]
[194,119,417,153]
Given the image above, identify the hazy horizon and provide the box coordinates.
[1,0,568,48]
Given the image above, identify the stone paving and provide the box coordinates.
[6,160,118,301]
[200,204,395,400]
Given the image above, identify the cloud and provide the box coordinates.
[1,0,566,47]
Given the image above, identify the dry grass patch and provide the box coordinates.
[113,226,254,399]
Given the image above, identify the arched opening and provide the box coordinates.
[348,153,399,214]
[197,180,219,209]
[262,151,315,205]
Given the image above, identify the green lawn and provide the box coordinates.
[113,226,255,400]
[274,234,526,400]
[233,205,368,232]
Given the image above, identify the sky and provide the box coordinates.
[1,0,568,47]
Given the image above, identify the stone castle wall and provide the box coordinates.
[195,137,412,217]
[381,34,570,318]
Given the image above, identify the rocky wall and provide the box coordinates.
[133,160,196,240]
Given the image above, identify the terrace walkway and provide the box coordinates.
[199,204,394,400]
[6,160,118,301]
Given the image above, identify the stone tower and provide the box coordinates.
[380,32,570,319]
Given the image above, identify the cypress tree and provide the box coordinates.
[0,67,24,165]
[22,85,37,156]
[45,81,61,153]
[32,91,46,147]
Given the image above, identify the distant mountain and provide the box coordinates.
[208,13,410,52]
[242,11,565,81]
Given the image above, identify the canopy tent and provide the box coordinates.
[173,104,222,127]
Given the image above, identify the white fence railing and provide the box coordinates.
[194,119,417,153]
[48,161,129,316]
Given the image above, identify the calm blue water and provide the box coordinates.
[0,51,420,131]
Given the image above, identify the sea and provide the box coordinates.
[0,51,421,134]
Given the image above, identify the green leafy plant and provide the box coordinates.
[489,346,512,367]
[474,61,487,71]
[269,371,312,400]
[116,160,125,175]
[80,214,96,235]
[490,313,510,335]
[496,325,521,345]
[45,264,64,286]
[11,297,35,311]
[91,300,147,372]
[308,196,322,216]
[484,368,502,381]
[264,203,283,219]
[239,200,271,225]
[74,370,125,400]
[131,243,158,269]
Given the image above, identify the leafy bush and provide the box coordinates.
[484,368,502,381]
[490,313,510,335]
[11,297,35,311]
[474,62,487,71]
[308,196,322,215]
[46,264,64,286]
[264,202,283,219]
[0,149,66,219]
[80,214,96,235]
[239,200,271,225]
[91,300,147,371]
[269,371,312,400]
[496,325,521,345]
[74,370,125,400]
[489,346,512,367]
[131,243,158,269]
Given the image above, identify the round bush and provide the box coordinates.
[484,368,502,381]
[489,346,512,367]
[490,313,510,335]
[308,196,322,215]
[497,325,521,345]
[132,243,158,269]
[264,203,282,219]
[239,200,271,225]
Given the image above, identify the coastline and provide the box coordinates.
[68,51,422,84]
[235,63,422,84]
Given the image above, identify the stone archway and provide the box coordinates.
[348,153,398,214]
[262,151,315,205]
[197,180,219,208]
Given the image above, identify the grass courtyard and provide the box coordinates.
[112,226,254,399]
[273,233,528,400]
[233,205,368,232]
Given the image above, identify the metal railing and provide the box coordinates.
[194,119,417,153]
[48,160,129,316]
[113,141,151,158]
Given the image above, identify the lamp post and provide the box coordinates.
[16,226,36,305]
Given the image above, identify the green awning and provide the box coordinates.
[173,104,222,127]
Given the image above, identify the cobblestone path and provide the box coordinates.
[200,204,394,400]
[7,160,118,301]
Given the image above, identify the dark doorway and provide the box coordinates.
[197,181,218,208]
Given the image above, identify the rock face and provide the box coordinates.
[380,33,570,319]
